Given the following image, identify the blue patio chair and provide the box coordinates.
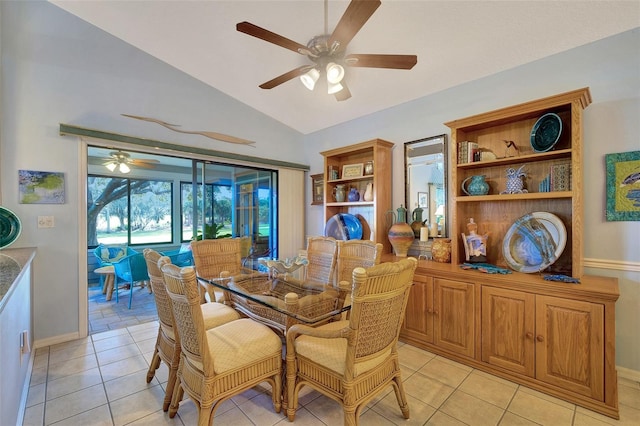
[112,252,150,309]
[92,243,137,287]
[160,246,193,267]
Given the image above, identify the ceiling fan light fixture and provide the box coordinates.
[326,62,345,84]
[327,80,344,95]
[119,163,131,174]
[105,162,117,172]
[300,67,320,90]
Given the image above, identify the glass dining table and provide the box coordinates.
[197,271,350,335]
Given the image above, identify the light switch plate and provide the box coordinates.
[38,216,55,228]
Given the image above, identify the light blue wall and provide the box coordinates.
[0,1,303,341]
[302,29,640,372]
[1,1,638,372]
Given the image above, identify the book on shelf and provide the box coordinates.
[458,141,479,164]
[550,163,571,191]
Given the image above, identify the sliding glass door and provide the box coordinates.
[87,147,278,260]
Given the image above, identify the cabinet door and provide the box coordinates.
[536,295,604,400]
[433,278,475,358]
[481,287,535,376]
[401,274,434,343]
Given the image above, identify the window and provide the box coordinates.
[180,182,232,241]
[87,146,279,259]
[87,175,173,246]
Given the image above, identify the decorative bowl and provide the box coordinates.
[259,257,308,275]
[530,113,562,152]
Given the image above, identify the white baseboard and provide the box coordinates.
[34,331,82,349]
[617,365,640,382]
[584,258,640,272]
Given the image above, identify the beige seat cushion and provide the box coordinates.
[294,320,391,377]
[204,318,282,374]
[201,302,241,330]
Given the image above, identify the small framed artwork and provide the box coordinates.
[606,150,640,221]
[342,163,363,178]
[418,192,429,208]
[311,173,324,205]
[19,170,65,204]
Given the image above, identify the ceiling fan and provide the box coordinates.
[237,0,417,101]
[101,150,159,174]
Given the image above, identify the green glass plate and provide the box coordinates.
[0,206,22,249]
[530,113,562,152]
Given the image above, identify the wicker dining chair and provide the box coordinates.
[335,239,384,315]
[299,236,338,290]
[285,257,418,426]
[191,238,259,302]
[160,262,283,425]
[142,249,241,412]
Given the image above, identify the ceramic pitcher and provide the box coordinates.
[461,175,490,196]
[333,184,346,202]
[410,207,427,238]
[386,205,414,257]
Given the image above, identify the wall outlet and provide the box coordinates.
[38,216,55,228]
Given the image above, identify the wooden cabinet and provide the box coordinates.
[310,173,324,205]
[400,274,433,343]
[393,256,619,419]
[401,274,475,359]
[481,286,535,376]
[535,295,605,400]
[321,139,394,253]
[395,88,619,419]
[445,88,591,277]
[482,287,606,401]
[433,277,475,358]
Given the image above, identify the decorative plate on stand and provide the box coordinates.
[530,113,563,152]
[324,213,363,240]
[502,212,566,273]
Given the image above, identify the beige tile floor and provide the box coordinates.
[88,283,159,335]
[22,285,640,425]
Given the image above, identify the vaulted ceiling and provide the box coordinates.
[49,1,639,134]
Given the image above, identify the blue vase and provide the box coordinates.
[348,187,360,202]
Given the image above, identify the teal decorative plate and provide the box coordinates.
[502,212,566,273]
[530,113,562,152]
[324,213,363,240]
[0,206,22,249]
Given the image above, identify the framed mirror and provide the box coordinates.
[404,134,448,238]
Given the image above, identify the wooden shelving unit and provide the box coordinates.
[445,87,592,277]
[395,88,620,420]
[321,139,394,253]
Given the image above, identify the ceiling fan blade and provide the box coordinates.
[328,0,381,51]
[259,66,312,90]
[237,21,309,54]
[345,54,417,69]
[130,159,160,165]
[129,161,156,169]
[334,84,352,102]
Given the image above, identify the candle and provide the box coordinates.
[420,227,429,242]
[430,222,438,237]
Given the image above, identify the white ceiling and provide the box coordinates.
[49,1,639,135]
